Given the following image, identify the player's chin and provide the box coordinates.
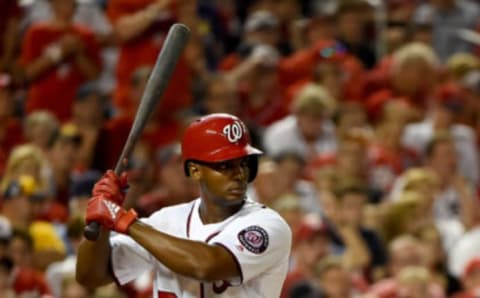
[223,191,247,204]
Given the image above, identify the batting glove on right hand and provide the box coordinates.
[92,170,129,205]
[86,195,138,234]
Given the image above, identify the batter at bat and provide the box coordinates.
[76,114,292,297]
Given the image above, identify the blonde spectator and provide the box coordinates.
[0,144,47,195]
[395,266,435,298]
[23,111,59,153]
[264,83,337,161]
[382,191,429,243]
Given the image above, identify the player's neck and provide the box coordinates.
[198,199,245,224]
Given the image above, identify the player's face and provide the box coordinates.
[195,156,251,206]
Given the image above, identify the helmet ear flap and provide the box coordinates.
[247,155,259,183]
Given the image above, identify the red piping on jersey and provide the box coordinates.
[186,202,195,238]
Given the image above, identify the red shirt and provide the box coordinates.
[20,23,101,122]
[12,267,51,296]
[107,0,192,120]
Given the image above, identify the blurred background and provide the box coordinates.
[3,0,480,297]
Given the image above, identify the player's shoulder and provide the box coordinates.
[238,200,291,233]
[145,199,198,226]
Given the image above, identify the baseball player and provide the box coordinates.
[76,113,292,297]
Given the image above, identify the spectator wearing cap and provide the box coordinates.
[263,83,337,161]
[19,0,101,122]
[413,0,480,62]
[23,110,59,153]
[45,123,82,210]
[0,176,44,232]
[106,0,193,124]
[281,215,331,298]
[402,82,479,186]
[0,73,24,177]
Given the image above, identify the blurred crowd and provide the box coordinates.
[3,0,480,297]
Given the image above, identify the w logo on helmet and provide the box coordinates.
[223,121,244,143]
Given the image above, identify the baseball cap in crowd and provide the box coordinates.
[433,83,465,113]
[70,171,102,199]
[292,83,336,116]
[49,123,82,147]
[244,11,279,33]
[3,175,45,201]
[463,257,480,278]
[294,214,328,243]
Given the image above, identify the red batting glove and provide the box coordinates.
[92,170,129,205]
[86,195,138,234]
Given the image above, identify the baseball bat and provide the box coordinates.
[84,23,191,241]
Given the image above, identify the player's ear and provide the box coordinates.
[188,162,201,180]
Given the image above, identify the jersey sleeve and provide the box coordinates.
[109,228,155,285]
[211,209,292,285]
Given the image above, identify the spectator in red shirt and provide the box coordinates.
[20,0,101,122]
[364,42,439,122]
[107,0,192,121]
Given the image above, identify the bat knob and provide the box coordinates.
[84,222,101,241]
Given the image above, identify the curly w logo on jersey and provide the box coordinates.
[238,225,269,254]
[223,121,244,143]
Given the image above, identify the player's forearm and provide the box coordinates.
[128,221,240,282]
[76,228,114,287]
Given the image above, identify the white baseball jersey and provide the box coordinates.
[109,198,292,298]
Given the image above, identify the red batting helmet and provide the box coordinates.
[181,113,262,182]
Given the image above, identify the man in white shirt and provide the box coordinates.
[76,113,292,297]
[402,83,479,186]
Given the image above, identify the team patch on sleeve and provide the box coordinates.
[237,225,269,254]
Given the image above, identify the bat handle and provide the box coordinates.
[84,221,101,241]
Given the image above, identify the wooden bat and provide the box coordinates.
[84,23,191,241]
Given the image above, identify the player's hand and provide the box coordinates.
[86,195,138,234]
[92,170,129,205]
